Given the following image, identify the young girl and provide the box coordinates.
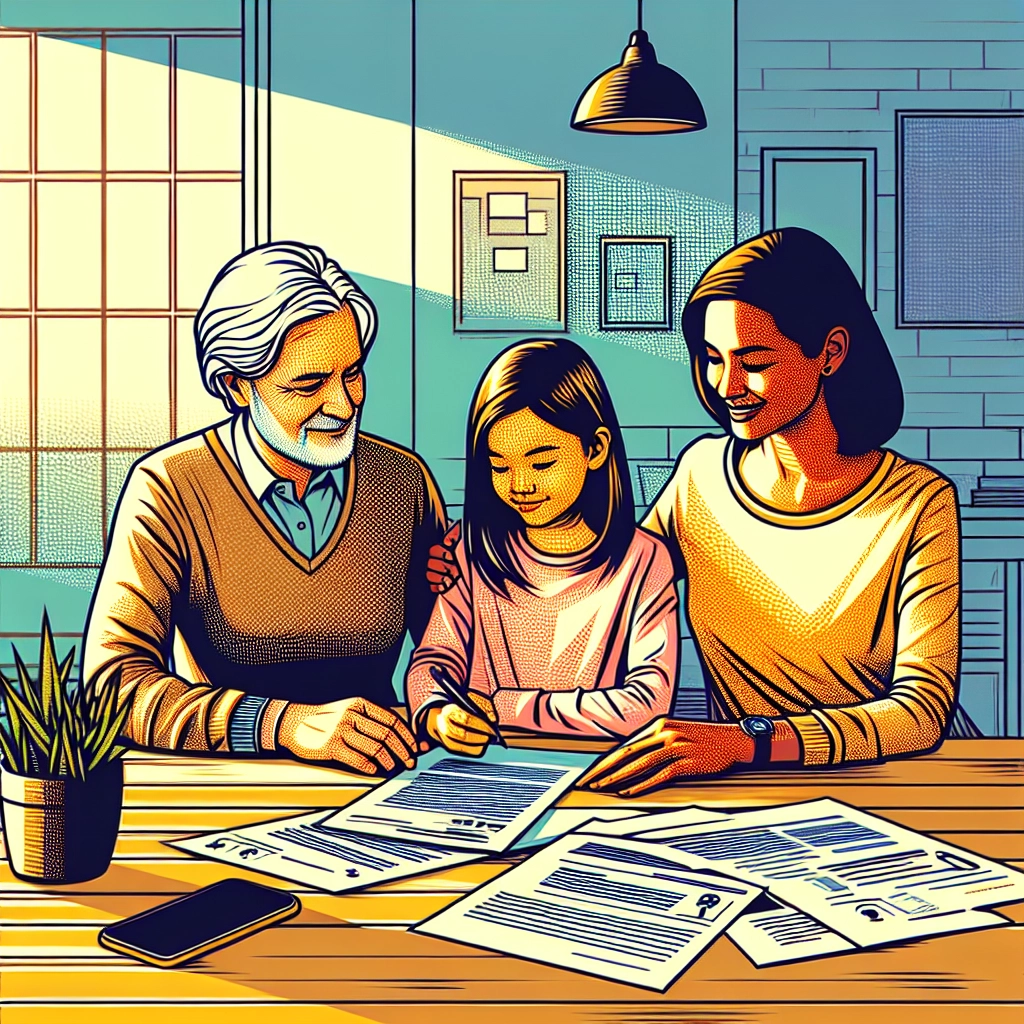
[405,339,679,753]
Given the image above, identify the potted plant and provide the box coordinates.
[0,612,128,884]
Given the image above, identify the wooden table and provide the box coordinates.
[2,738,1023,1023]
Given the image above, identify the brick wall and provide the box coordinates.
[736,0,1024,500]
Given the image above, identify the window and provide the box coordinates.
[897,111,1024,328]
[0,28,247,568]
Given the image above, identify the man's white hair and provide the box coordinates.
[195,241,378,409]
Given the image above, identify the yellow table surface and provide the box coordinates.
[2,737,1023,1023]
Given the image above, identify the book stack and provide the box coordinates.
[971,477,1024,507]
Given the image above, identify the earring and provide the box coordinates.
[822,366,833,376]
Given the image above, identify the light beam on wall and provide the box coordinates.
[570,0,707,135]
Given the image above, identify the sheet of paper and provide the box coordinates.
[623,798,1024,948]
[580,805,729,837]
[414,833,762,991]
[510,807,647,850]
[322,746,597,853]
[725,893,859,965]
[168,810,485,893]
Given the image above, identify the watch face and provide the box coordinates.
[744,717,774,737]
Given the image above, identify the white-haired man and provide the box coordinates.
[83,242,450,775]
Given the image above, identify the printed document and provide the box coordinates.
[621,798,1020,948]
[510,807,647,850]
[169,810,484,892]
[414,833,761,991]
[322,746,597,853]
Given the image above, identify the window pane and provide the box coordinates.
[106,449,145,533]
[0,452,31,563]
[107,37,171,172]
[0,318,30,447]
[0,35,31,171]
[38,182,102,309]
[176,37,241,171]
[107,318,170,448]
[0,182,30,308]
[175,315,225,436]
[37,318,102,447]
[37,36,102,172]
[107,182,170,310]
[175,181,241,309]
[37,451,103,563]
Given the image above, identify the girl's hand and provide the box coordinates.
[578,718,756,796]
[425,692,499,757]
[427,521,462,594]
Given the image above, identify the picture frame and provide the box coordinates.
[454,170,567,333]
[599,235,672,331]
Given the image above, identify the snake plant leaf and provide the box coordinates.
[12,648,45,722]
[39,611,60,721]
[0,724,18,772]
[1,675,48,751]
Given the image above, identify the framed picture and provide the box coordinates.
[454,170,566,333]
[599,236,672,331]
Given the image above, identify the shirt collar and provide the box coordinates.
[229,414,346,503]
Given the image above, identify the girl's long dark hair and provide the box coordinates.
[464,339,635,597]
[682,227,904,456]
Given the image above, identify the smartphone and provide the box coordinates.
[98,878,300,967]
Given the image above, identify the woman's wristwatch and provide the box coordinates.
[739,716,775,767]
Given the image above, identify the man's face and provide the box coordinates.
[237,305,365,469]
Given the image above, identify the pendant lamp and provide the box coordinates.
[570,0,707,135]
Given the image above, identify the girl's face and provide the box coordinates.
[487,408,609,528]
[704,299,836,442]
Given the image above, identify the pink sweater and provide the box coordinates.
[405,528,679,738]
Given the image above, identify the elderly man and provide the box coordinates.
[83,242,449,774]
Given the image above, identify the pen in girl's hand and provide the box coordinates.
[428,665,507,748]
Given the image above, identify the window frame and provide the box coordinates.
[0,23,264,569]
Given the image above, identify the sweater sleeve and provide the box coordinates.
[403,541,474,737]
[81,460,248,753]
[786,483,961,766]
[491,538,680,738]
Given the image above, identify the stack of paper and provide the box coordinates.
[171,753,1024,992]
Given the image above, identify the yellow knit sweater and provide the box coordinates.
[642,435,960,766]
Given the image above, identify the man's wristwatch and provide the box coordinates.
[739,716,775,767]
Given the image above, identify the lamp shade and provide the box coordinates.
[571,29,706,134]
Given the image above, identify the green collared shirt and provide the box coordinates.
[225,414,346,559]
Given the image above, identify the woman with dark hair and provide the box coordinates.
[406,338,679,751]
[579,227,960,794]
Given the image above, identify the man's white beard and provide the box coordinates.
[248,389,358,470]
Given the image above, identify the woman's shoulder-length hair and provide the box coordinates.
[681,227,904,456]
[464,338,635,597]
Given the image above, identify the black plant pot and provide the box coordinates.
[0,757,123,884]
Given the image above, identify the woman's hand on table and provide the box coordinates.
[578,718,757,796]
[425,692,499,757]
[277,697,417,775]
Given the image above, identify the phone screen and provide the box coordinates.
[102,879,297,960]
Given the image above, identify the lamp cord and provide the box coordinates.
[637,0,643,31]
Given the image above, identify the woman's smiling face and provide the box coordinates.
[487,407,601,527]
[704,299,828,442]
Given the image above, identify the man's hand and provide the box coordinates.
[577,718,756,796]
[277,697,417,775]
[425,691,498,757]
[427,521,462,594]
